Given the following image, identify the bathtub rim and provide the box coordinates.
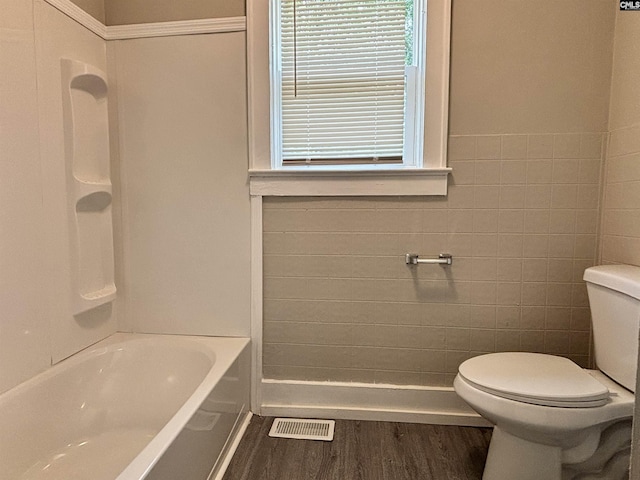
[0,332,250,480]
[111,333,250,480]
[0,333,214,403]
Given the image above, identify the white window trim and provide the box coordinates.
[247,0,452,196]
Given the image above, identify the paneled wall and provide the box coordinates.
[113,32,251,336]
[0,0,49,393]
[34,0,116,364]
[1,0,252,394]
[263,133,603,386]
[0,0,115,393]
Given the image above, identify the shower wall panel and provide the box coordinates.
[114,32,251,336]
[0,0,50,394]
[34,0,117,363]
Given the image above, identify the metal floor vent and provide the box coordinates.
[269,418,335,441]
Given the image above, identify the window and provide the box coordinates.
[273,0,422,168]
[247,0,452,196]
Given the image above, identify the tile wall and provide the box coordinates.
[603,11,640,477]
[263,133,604,387]
[601,125,640,267]
[600,10,640,269]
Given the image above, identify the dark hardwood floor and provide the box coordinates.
[223,416,492,480]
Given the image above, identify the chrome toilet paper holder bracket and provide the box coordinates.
[405,253,453,266]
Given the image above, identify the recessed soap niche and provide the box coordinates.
[61,58,116,316]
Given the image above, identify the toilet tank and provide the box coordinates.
[584,265,640,392]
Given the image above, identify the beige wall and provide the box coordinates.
[602,9,640,479]
[262,0,616,387]
[600,11,640,268]
[67,0,246,25]
[264,133,604,385]
[449,0,614,135]
[69,0,105,23]
[105,0,245,26]
[608,11,640,133]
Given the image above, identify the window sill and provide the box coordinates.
[248,167,451,196]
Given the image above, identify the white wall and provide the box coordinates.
[0,0,49,393]
[0,0,116,393]
[0,2,251,394]
[113,32,251,336]
[34,0,117,363]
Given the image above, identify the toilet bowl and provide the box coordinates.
[454,265,640,480]
[454,356,634,480]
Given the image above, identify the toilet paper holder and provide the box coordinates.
[405,253,453,266]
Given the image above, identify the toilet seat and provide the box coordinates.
[458,352,610,408]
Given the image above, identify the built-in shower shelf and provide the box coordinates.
[73,178,112,202]
[62,57,115,317]
[74,284,117,316]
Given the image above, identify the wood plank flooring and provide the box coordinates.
[223,416,492,480]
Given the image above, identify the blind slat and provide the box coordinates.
[279,0,408,162]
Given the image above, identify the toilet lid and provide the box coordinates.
[458,353,610,408]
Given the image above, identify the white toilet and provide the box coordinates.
[454,265,640,480]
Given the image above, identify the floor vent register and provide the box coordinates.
[268,418,335,441]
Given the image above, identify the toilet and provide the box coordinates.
[454,265,640,480]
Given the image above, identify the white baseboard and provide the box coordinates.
[260,379,490,427]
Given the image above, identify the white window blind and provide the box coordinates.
[278,0,408,165]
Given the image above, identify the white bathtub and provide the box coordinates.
[0,333,251,480]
